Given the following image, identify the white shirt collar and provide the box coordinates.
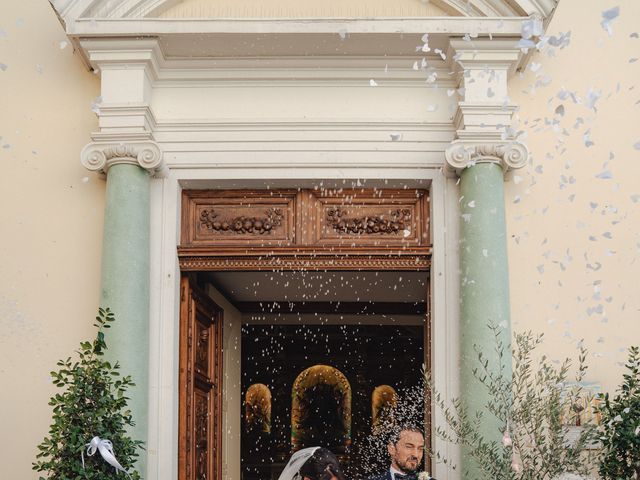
[390,465,405,478]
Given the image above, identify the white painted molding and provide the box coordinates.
[65,17,532,36]
[52,0,557,20]
[81,141,166,176]
[80,37,456,84]
[444,140,528,176]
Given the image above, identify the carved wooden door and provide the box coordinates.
[179,275,223,480]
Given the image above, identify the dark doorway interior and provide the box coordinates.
[241,323,424,480]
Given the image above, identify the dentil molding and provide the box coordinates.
[444,141,528,176]
[81,141,165,176]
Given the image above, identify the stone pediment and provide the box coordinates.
[157,0,450,19]
[51,0,557,72]
[52,0,558,20]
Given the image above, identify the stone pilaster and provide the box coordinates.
[81,140,164,478]
[446,39,529,480]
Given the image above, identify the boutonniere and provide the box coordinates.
[417,472,431,480]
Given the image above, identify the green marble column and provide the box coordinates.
[459,162,511,479]
[100,163,150,475]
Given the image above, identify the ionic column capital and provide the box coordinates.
[81,141,165,177]
[444,141,528,177]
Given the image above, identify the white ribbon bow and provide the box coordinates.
[81,436,131,477]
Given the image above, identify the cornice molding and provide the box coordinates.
[81,141,165,177]
[81,38,457,84]
[52,0,557,21]
[444,140,528,176]
[447,39,524,78]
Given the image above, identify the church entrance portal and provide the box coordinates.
[178,189,432,480]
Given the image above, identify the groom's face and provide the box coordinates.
[388,430,425,474]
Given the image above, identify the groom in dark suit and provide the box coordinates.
[366,426,432,480]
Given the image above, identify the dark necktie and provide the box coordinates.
[394,474,417,480]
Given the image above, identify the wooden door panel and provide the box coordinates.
[180,189,430,250]
[179,275,223,480]
[182,190,297,247]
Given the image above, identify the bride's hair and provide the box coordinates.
[298,447,347,480]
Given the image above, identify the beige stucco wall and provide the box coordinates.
[507,0,640,394]
[0,2,101,478]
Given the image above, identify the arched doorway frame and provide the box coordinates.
[147,169,461,479]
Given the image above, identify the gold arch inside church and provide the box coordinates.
[291,365,352,452]
[245,383,272,434]
[371,385,398,434]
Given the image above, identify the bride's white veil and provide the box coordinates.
[277,446,321,480]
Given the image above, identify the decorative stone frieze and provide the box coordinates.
[444,141,528,176]
[80,141,165,176]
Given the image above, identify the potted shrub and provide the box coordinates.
[33,308,143,479]
[596,346,640,479]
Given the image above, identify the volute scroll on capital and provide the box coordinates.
[81,141,165,177]
[444,141,529,177]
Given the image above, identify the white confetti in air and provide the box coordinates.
[585,88,602,110]
[369,79,378,87]
[601,6,620,36]
[0,63,7,71]
[529,62,542,72]
[633,141,640,150]
[482,249,488,257]
[521,18,543,39]
[59,40,68,49]
[596,170,613,179]
[420,33,430,52]
[583,130,594,147]
[426,104,438,112]
[468,200,475,208]
[81,177,89,183]
[338,29,347,40]
[555,104,565,116]
[412,61,419,71]
[403,229,411,238]
[516,38,537,51]
[36,64,44,74]
[390,133,402,142]
[548,31,572,49]
[91,96,102,114]
[447,89,456,97]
